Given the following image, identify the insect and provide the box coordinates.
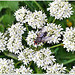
[34,27,50,45]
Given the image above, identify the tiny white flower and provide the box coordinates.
[14,6,31,23]
[18,48,34,65]
[27,10,47,29]
[33,48,56,70]
[43,23,63,44]
[7,23,26,54]
[46,63,66,74]
[15,65,32,74]
[63,27,75,52]
[0,32,8,52]
[69,66,75,74]
[0,58,15,74]
[47,0,73,20]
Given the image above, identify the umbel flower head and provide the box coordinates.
[43,23,63,44]
[7,23,26,54]
[63,27,75,52]
[14,7,31,23]
[47,0,73,20]
[0,58,15,74]
[18,48,34,65]
[46,63,66,74]
[15,65,32,74]
[26,10,47,29]
[33,48,56,70]
[0,32,7,52]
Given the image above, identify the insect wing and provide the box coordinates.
[37,27,47,37]
[42,36,51,42]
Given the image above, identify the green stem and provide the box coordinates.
[52,18,56,23]
[33,1,44,12]
[50,43,63,49]
[22,36,27,42]
[15,61,22,67]
[66,69,69,72]
[25,24,29,32]
[22,36,27,48]
[63,58,75,65]
[58,56,75,60]
[29,61,32,67]
[24,2,34,11]
[3,52,18,60]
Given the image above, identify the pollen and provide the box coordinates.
[66,19,72,27]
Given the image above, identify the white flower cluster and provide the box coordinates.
[14,7,31,23]
[7,23,26,54]
[26,30,43,47]
[0,58,14,74]
[63,27,75,52]
[0,58,32,74]
[44,23,63,44]
[15,7,47,29]
[15,65,32,74]
[18,48,34,65]
[0,32,7,52]
[47,0,73,20]
[33,48,56,70]
[26,10,47,29]
[69,66,75,74]
[46,63,66,74]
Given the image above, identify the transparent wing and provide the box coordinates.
[42,36,51,42]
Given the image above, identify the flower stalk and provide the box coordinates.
[63,58,75,65]
[3,51,18,60]
[25,23,29,32]
[50,43,64,49]
[52,18,56,23]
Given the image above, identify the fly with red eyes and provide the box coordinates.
[34,31,47,45]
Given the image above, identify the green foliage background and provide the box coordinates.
[0,1,75,73]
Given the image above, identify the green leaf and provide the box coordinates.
[0,1,19,12]
[0,24,4,32]
[55,46,75,64]
[2,14,15,28]
[0,2,8,11]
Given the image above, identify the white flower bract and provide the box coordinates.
[47,0,73,20]
[63,27,75,52]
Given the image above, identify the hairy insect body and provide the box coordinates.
[34,32,47,44]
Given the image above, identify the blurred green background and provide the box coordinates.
[0,1,75,73]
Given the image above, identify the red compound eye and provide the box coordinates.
[34,41,37,45]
